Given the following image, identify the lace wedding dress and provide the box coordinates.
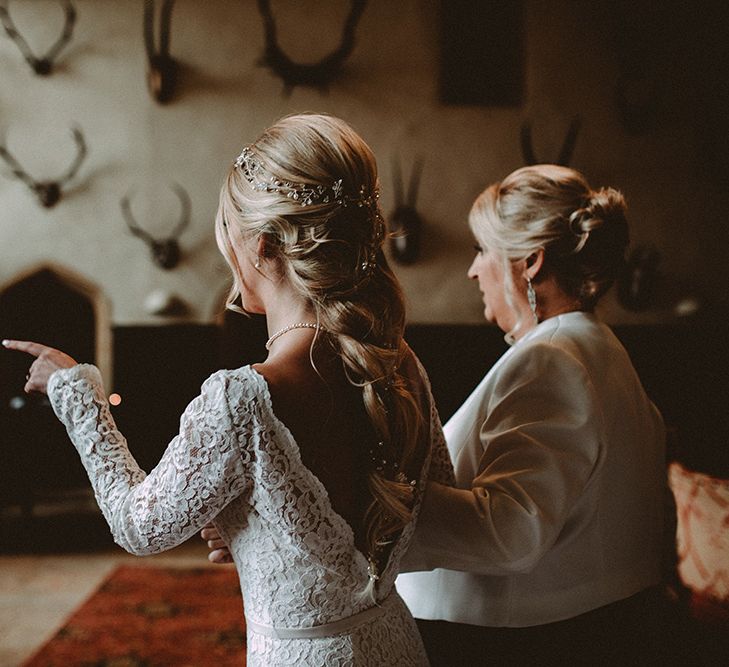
[48,363,454,666]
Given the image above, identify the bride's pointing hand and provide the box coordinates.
[2,339,78,395]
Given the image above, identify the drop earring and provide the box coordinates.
[255,257,262,269]
[527,277,538,323]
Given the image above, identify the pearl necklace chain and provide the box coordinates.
[265,322,323,351]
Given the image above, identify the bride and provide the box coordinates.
[3,113,453,666]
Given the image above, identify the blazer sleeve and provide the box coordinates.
[48,364,253,555]
[407,342,603,575]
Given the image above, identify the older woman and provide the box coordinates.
[396,164,667,665]
[3,114,456,666]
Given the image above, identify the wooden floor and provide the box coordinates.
[0,495,219,666]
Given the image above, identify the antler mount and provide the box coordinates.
[144,0,178,104]
[0,126,87,208]
[147,54,177,104]
[256,0,367,94]
[0,0,77,76]
[121,184,191,270]
[388,156,424,265]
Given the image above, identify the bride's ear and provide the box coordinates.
[256,234,267,259]
[256,233,277,260]
[525,249,545,281]
[255,233,285,278]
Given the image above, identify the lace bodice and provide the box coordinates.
[48,363,453,666]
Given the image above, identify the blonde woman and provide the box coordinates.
[397,165,668,665]
[3,114,453,666]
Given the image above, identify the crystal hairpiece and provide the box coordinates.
[234,146,380,209]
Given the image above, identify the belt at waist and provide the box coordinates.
[246,590,399,640]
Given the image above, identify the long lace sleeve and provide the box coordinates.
[47,364,252,555]
[426,396,456,486]
[412,355,455,486]
[397,358,455,573]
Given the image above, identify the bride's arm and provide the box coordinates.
[46,364,252,555]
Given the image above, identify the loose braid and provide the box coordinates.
[313,262,425,560]
[215,113,426,567]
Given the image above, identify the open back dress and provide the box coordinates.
[48,362,454,666]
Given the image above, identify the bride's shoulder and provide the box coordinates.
[200,365,270,404]
[249,359,317,402]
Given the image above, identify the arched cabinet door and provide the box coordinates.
[0,264,111,514]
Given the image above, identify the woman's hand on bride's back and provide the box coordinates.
[201,524,233,564]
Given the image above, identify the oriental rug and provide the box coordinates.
[23,565,245,666]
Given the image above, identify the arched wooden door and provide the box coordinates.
[0,264,111,515]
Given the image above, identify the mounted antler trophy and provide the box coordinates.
[520,117,581,167]
[144,0,177,103]
[0,126,87,208]
[0,0,76,75]
[388,156,424,265]
[121,183,191,270]
[256,0,367,94]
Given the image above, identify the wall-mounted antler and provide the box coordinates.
[0,0,76,76]
[388,156,424,265]
[121,183,191,270]
[144,0,177,103]
[0,126,86,208]
[256,0,367,95]
[520,117,581,167]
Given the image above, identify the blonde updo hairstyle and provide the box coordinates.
[216,113,425,563]
[469,164,629,330]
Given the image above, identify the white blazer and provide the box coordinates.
[397,311,666,627]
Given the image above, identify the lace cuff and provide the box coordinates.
[48,363,106,440]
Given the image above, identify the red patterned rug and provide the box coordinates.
[23,565,246,666]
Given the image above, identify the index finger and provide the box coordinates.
[2,340,49,357]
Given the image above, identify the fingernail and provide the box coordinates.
[1,340,9,347]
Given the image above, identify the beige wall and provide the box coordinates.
[0,0,724,326]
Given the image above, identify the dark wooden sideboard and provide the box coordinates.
[1,316,727,514]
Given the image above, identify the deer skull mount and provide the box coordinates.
[520,117,581,167]
[0,0,76,76]
[121,184,191,270]
[388,156,424,265]
[256,0,367,95]
[144,0,177,104]
[0,126,87,208]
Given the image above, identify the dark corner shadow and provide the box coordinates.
[0,510,115,554]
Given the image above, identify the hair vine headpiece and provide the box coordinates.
[234,146,380,209]
[323,215,384,300]
[359,216,384,270]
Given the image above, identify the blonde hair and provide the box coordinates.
[469,164,629,332]
[216,113,425,565]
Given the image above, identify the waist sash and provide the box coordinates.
[246,590,398,640]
